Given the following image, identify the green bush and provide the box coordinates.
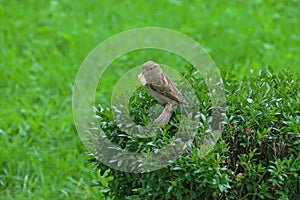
[88,66,300,199]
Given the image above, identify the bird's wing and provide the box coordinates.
[147,73,187,104]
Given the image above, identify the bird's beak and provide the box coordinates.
[138,73,147,85]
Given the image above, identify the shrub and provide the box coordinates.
[87,66,299,199]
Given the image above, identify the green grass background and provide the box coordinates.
[1,0,299,199]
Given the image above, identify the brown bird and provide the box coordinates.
[138,61,188,124]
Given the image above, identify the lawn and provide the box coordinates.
[1,0,299,199]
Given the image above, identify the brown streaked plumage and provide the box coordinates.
[138,61,188,124]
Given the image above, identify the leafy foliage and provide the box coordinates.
[89,66,299,199]
[2,1,300,198]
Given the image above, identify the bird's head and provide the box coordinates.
[142,61,162,75]
[138,61,162,85]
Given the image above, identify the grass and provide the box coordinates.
[0,0,299,199]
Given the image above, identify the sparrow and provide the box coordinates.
[138,61,188,124]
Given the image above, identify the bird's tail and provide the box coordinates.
[153,104,174,124]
